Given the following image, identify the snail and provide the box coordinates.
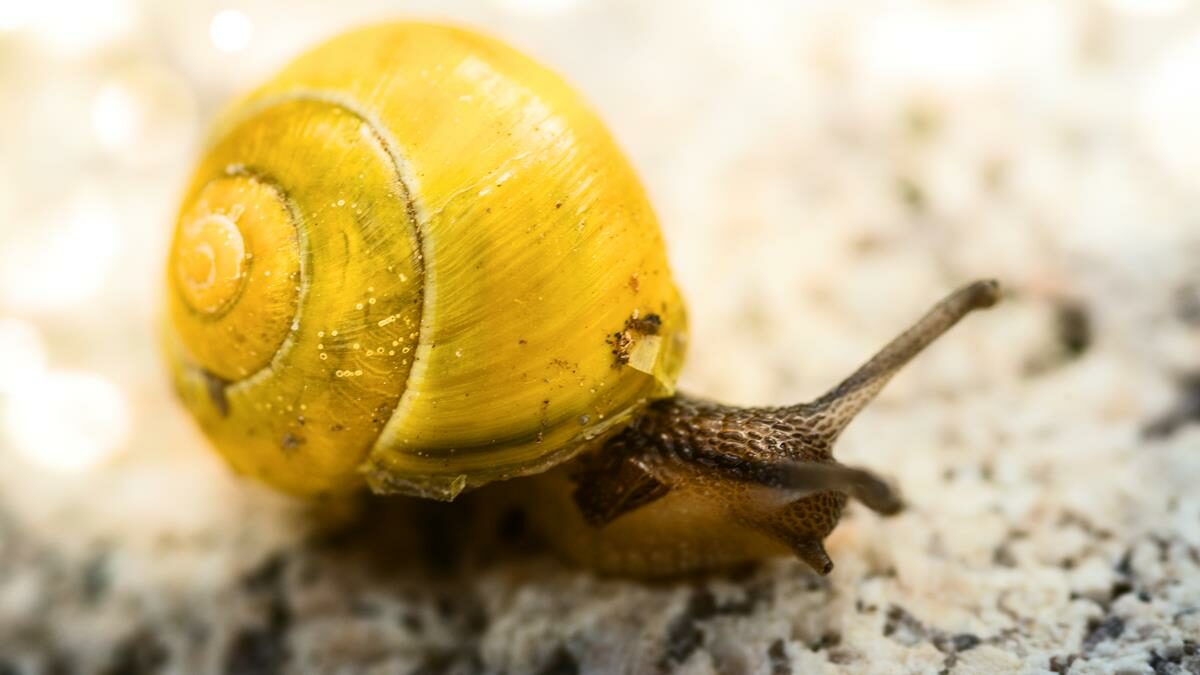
[164,22,1000,577]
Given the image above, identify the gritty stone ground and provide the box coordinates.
[3,1,1200,674]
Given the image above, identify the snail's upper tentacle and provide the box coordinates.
[799,279,1001,440]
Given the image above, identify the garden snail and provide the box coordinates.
[164,22,1000,577]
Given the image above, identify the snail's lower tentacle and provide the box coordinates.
[663,443,903,514]
[787,538,834,576]
[773,461,904,515]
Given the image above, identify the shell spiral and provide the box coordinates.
[164,23,687,500]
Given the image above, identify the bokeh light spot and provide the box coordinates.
[490,0,582,16]
[1140,34,1200,187]
[92,82,140,150]
[0,319,48,396]
[209,9,253,53]
[0,195,121,313]
[3,370,131,472]
[7,0,138,54]
[90,64,198,165]
[1104,0,1187,17]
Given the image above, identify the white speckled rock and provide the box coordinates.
[2,1,1200,674]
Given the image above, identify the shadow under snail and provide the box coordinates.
[164,22,1000,577]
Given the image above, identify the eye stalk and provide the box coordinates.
[802,279,1001,440]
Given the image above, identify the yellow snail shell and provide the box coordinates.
[164,22,687,500]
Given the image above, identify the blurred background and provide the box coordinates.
[2,0,1200,672]
[4,0,1200,498]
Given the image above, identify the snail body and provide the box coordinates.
[165,22,998,576]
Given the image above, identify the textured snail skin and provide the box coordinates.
[517,281,999,576]
[165,23,686,500]
[165,21,1001,576]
